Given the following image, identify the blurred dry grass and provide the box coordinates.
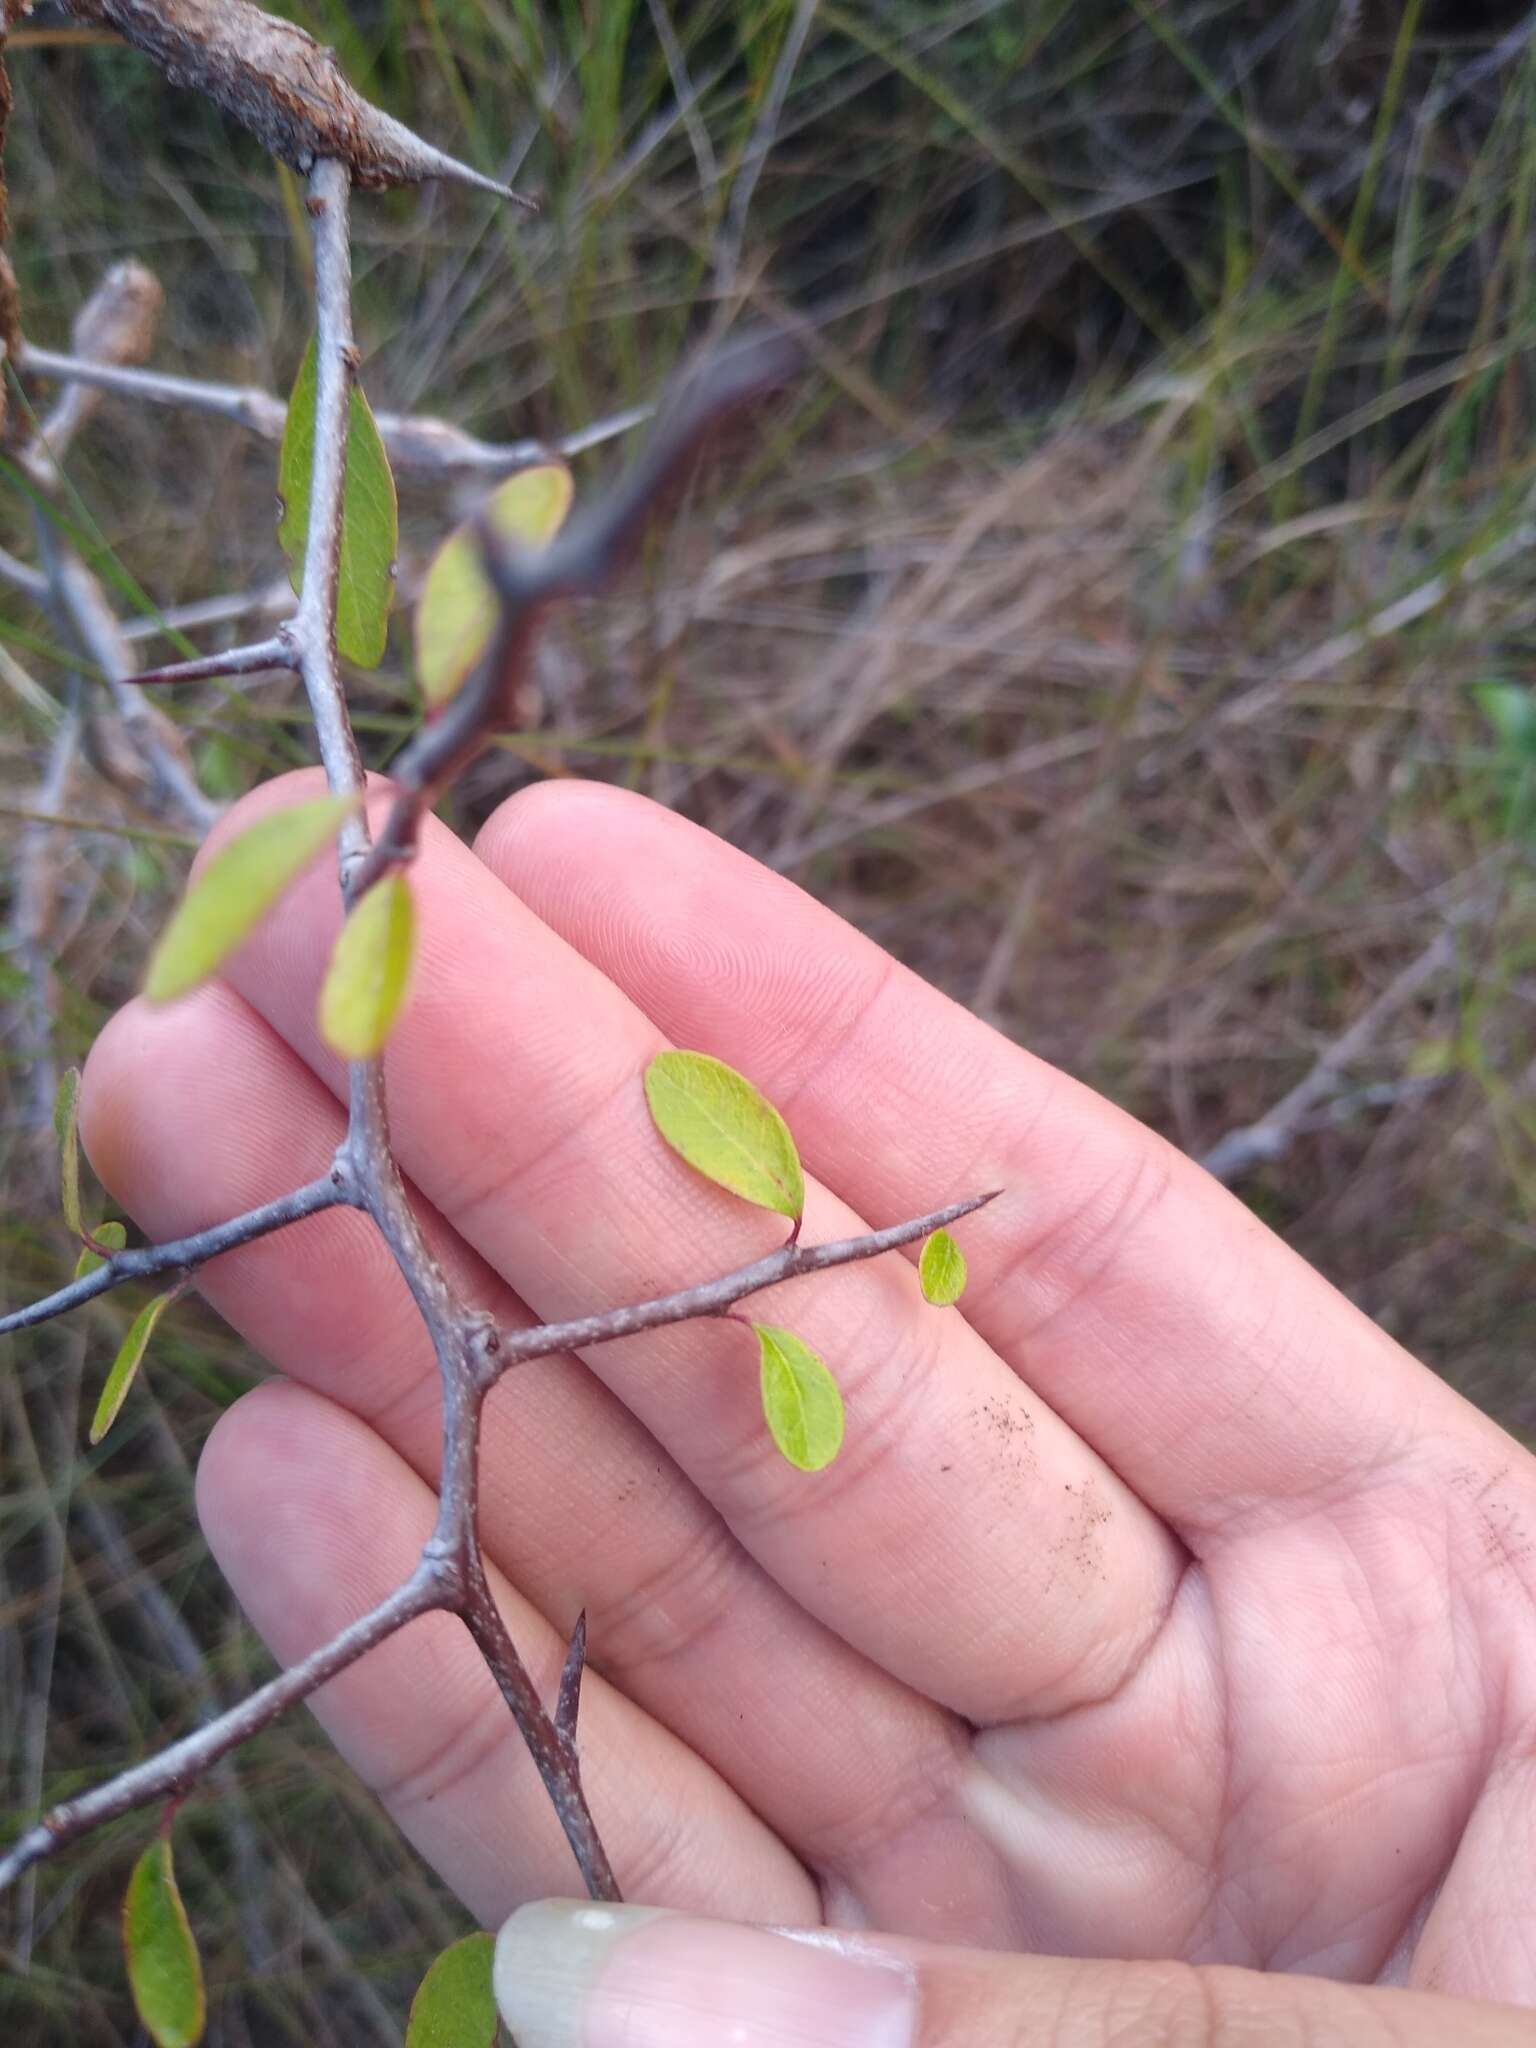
[4,0,1536,2037]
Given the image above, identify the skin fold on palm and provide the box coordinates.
[79,772,1536,2012]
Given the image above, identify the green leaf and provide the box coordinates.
[75,1218,127,1281]
[754,1324,844,1472]
[277,337,399,668]
[123,1837,205,2048]
[414,463,574,708]
[1474,680,1536,757]
[918,1228,968,1306]
[91,1289,176,1446]
[406,1932,497,2048]
[317,873,416,1059]
[644,1050,804,1220]
[144,794,358,1003]
[53,1066,82,1236]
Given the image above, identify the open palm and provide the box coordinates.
[81,775,1536,2010]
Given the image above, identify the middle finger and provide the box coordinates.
[217,779,1183,1724]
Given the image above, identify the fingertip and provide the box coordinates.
[194,1376,302,1551]
[473,777,664,882]
[493,1907,916,2048]
[79,984,247,1202]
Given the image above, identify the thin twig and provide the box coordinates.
[1200,930,1463,1184]
[0,1172,353,1336]
[0,539,46,598]
[484,1190,999,1386]
[555,1612,588,1750]
[9,692,82,1128]
[0,1568,441,1892]
[347,332,803,898]
[18,342,649,478]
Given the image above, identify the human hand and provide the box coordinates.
[82,774,1536,2040]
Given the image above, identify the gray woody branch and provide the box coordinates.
[16,260,220,832]
[1,3,995,1937]
[0,1189,994,1895]
[16,341,651,481]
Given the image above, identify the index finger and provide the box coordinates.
[477,781,1500,1545]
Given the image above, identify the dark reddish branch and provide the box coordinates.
[463,1573,620,1903]
[345,331,805,902]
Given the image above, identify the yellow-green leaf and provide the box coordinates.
[75,1219,127,1281]
[918,1228,967,1307]
[644,1050,804,1220]
[406,1932,497,2048]
[754,1324,844,1471]
[144,795,358,1003]
[91,1290,176,1446]
[414,463,574,708]
[53,1066,82,1236]
[317,873,416,1059]
[277,337,399,668]
[123,1837,205,2048]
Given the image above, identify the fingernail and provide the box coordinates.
[494,1901,916,2048]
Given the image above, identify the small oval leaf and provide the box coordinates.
[75,1218,128,1281]
[407,1931,497,2048]
[123,1837,205,2048]
[318,873,417,1059]
[91,1289,177,1446]
[144,794,358,1004]
[754,1324,844,1471]
[918,1228,967,1306]
[415,463,574,708]
[644,1050,804,1220]
[278,337,399,668]
[53,1066,83,1237]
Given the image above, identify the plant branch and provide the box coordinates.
[1200,928,1464,1184]
[484,1189,1000,1387]
[33,531,220,830]
[0,536,47,598]
[0,1136,991,1898]
[555,1612,588,1749]
[15,263,221,832]
[17,342,650,479]
[60,0,533,202]
[462,1561,620,1901]
[9,688,81,1130]
[131,633,295,687]
[0,1171,354,1335]
[0,30,983,1958]
[288,157,623,1906]
[0,1566,442,1893]
[347,332,803,898]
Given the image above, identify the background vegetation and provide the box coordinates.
[4,0,1536,2037]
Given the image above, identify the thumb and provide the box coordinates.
[493,1901,1531,2047]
